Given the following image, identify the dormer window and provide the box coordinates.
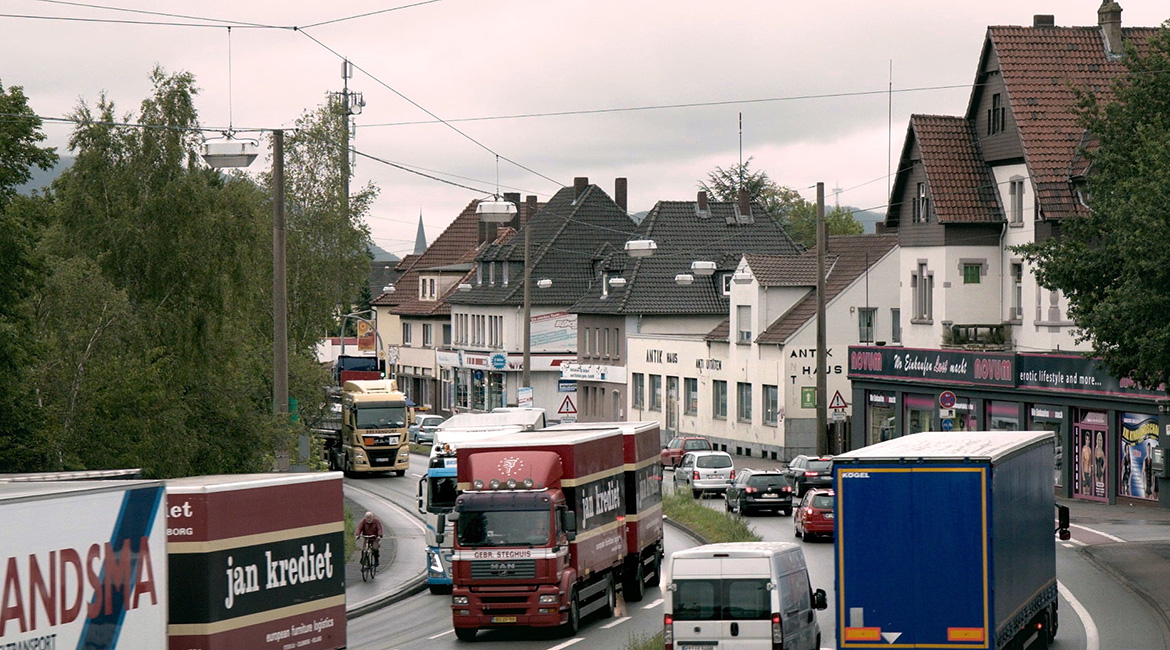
[722,273,732,296]
[502,262,509,286]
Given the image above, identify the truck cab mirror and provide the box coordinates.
[435,513,447,546]
[560,510,577,542]
[812,588,828,611]
[417,477,426,514]
[1056,504,1071,541]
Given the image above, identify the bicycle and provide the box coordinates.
[358,535,378,582]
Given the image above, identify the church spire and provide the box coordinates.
[413,211,427,254]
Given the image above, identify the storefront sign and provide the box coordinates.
[1017,354,1165,397]
[646,349,679,364]
[847,347,1015,387]
[560,363,612,382]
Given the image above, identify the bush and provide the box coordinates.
[662,492,761,544]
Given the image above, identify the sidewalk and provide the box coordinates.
[342,484,429,618]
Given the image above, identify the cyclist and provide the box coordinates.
[355,511,384,569]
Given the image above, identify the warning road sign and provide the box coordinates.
[558,395,577,415]
[829,390,848,410]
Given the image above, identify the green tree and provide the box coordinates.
[0,80,57,472]
[1016,25,1170,389]
[699,158,863,248]
[276,98,375,351]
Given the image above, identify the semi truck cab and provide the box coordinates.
[338,379,411,476]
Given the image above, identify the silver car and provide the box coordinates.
[673,450,735,499]
[410,414,445,444]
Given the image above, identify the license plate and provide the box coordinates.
[761,493,778,499]
[681,645,715,650]
[491,616,517,623]
[825,513,835,519]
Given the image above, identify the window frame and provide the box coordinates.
[649,374,663,411]
[632,373,645,410]
[713,380,728,420]
[684,377,698,416]
[763,385,779,426]
[736,382,752,423]
[858,307,876,343]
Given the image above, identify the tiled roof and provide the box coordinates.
[985,25,1158,219]
[742,254,818,287]
[572,200,805,315]
[756,234,898,345]
[449,184,637,307]
[911,115,1002,223]
[705,318,730,343]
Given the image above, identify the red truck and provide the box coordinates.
[445,424,663,640]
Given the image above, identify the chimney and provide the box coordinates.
[524,195,537,228]
[1099,1,1123,57]
[614,177,628,212]
[697,190,709,212]
[574,177,589,201]
[503,192,521,229]
[1033,14,1054,28]
[737,188,751,217]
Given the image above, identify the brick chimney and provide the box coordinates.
[574,177,589,201]
[737,188,751,217]
[1099,1,1123,57]
[1033,14,1054,28]
[614,177,628,212]
[503,192,521,229]
[524,195,538,227]
[697,190,709,212]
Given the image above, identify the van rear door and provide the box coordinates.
[670,556,773,649]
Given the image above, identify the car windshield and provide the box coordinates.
[748,475,789,489]
[810,494,834,509]
[683,440,711,451]
[696,455,732,469]
[355,405,408,429]
[456,510,551,547]
[806,459,832,471]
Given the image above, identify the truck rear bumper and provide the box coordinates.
[452,587,564,628]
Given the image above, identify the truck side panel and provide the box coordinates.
[837,466,988,648]
[623,424,663,556]
[992,443,1058,640]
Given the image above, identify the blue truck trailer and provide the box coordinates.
[833,431,1069,650]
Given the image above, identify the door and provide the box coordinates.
[667,376,680,433]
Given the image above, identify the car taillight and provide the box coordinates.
[693,471,700,480]
[782,486,792,492]
[730,470,735,480]
[771,612,783,648]
[804,471,818,477]
[664,614,674,649]
[745,487,758,494]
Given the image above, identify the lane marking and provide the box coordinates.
[1059,580,1099,650]
[643,598,664,609]
[1066,538,1086,547]
[409,472,424,478]
[1070,523,1126,543]
[546,638,584,650]
[427,630,453,640]
[601,616,631,629]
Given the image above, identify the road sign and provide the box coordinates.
[941,418,955,431]
[939,408,955,419]
[558,395,577,415]
[801,387,816,409]
[831,410,846,422]
[939,390,957,409]
[829,390,848,410]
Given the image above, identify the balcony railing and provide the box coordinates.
[941,323,1012,351]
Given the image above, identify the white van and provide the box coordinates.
[664,542,827,650]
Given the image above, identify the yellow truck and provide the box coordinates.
[324,379,411,476]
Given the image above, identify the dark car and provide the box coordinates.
[786,455,834,497]
[660,436,713,468]
[794,488,835,541]
[724,469,794,516]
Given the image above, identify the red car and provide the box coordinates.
[794,488,835,541]
[660,436,712,468]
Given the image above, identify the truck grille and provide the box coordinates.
[470,559,537,579]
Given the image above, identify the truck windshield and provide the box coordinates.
[456,510,551,547]
[355,405,407,429]
[428,476,458,511]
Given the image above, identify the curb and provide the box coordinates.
[346,569,430,619]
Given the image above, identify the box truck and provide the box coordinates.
[0,480,168,650]
[165,473,346,650]
[320,379,411,476]
[446,426,657,640]
[833,431,1070,650]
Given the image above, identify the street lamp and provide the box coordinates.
[625,239,657,258]
[691,260,717,276]
[675,273,694,286]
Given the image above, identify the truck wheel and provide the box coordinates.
[1048,604,1058,642]
[562,589,580,637]
[624,557,646,602]
[454,627,477,642]
[394,469,406,477]
[601,575,616,619]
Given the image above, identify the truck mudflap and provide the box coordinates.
[996,580,1058,649]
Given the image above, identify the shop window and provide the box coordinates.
[684,378,698,415]
[904,394,933,434]
[985,400,1019,430]
[1120,412,1160,501]
[1073,410,1108,501]
[1029,404,1065,488]
[650,375,663,411]
[867,393,896,444]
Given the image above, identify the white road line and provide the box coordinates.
[643,598,664,609]
[409,472,423,478]
[1059,581,1099,650]
[427,630,453,640]
[601,616,631,629]
[1066,538,1086,547]
[1070,523,1126,543]
[546,638,584,650]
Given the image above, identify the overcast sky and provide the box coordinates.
[3,0,1167,257]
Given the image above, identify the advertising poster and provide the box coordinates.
[1074,423,1108,501]
[1120,413,1160,501]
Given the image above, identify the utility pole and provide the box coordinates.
[816,182,828,456]
[273,129,288,418]
[522,208,532,389]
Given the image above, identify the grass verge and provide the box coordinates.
[662,491,762,544]
[626,630,665,650]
